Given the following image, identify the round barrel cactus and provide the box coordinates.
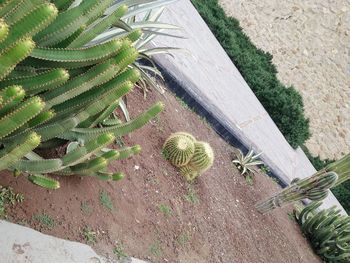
[162,133,195,167]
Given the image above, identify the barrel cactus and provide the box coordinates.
[162,133,195,167]
[163,133,214,181]
[0,0,177,189]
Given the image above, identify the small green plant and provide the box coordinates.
[149,240,162,258]
[245,174,254,186]
[177,231,190,246]
[99,190,114,211]
[260,165,270,174]
[113,242,128,260]
[158,204,172,217]
[80,200,93,216]
[33,212,55,229]
[232,148,263,176]
[184,186,200,204]
[0,186,24,218]
[83,226,97,245]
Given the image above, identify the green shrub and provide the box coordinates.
[191,0,310,148]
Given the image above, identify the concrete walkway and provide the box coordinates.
[152,0,345,213]
[0,220,147,263]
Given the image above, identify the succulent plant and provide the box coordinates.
[0,1,170,189]
[256,172,338,214]
[232,148,263,176]
[162,133,214,181]
[162,133,195,167]
[294,201,350,262]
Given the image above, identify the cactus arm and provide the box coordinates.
[28,39,124,69]
[70,157,108,174]
[0,3,58,50]
[43,63,120,109]
[52,0,75,11]
[0,69,69,95]
[66,102,164,141]
[0,0,22,18]
[54,25,86,48]
[0,85,25,117]
[28,174,60,189]
[27,110,55,128]
[11,158,63,173]
[0,96,44,139]
[0,19,9,43]
[68,5,128,48]
[88,99,120,127]
[34,0,113,46]
[0,132,40,170]
[4,0,46,25]
[61,133,114,166]
[0,38,35,80]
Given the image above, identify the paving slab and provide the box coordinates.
[151,0,346,213]
[0,220,147,263]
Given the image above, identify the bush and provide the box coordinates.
[191,0,310,148]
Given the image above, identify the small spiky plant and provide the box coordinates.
[162,132,195,167]
[232,148,263,176]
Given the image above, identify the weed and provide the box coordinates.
[184,186,199,204]
[33,212,55,229]
[149,240,162,258]
[83,226,97,245]
[158,204,172,217]
[81,200,93,215]
[113,242,128,260]
[245,174,254,186]
[115,136,125,147]
[177,231,190,246]
[0,186,24,218]
[99,190,114,211]
[260,165,270,174]
[287,212,296,222]
[176,97,190,110]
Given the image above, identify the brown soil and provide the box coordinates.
[0,86,321,263]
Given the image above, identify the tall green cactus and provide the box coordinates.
[294,202,350,262]
[256,152,350,213]
[0,1,167,189]
[256,172,338,214]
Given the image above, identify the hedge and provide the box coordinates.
[190,0,310,148]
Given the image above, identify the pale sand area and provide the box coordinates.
[219,0,350,159]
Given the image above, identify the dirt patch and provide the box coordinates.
[0,86,321,263]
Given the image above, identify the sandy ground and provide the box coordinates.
[219,0,350,160]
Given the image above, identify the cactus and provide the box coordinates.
[293,202,350,262]
[256,172,338,214]
[179,141,214,180]
[0,0,178,189]
[163,133,214,181]
[256,152,350,213]
[162,133,195,167]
